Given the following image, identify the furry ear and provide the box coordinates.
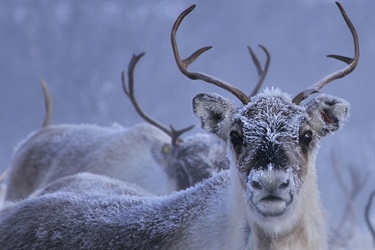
[305,94,350,136]
[192,93,236,140]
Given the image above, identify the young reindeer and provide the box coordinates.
[0,2,358,249]
[2,38,269,201]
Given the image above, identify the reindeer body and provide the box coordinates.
[29,172,155,198]
[0,90,349,249]
[4,121,228,200]
[4,123,176,199]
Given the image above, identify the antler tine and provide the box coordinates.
[292,2,359,105]
[170,124,195,147]
[248,44,271,98]
[40,78,52,128]
[121,53,194,146]
[171,4,251,105]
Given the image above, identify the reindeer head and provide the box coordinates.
[172,2,358,230]
[193,90,349,218]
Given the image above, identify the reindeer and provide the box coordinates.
[0,2,358,248]
[121,50,269,189]
[2,76,177,199]
[0,79,52,207]
[2,33,269,201]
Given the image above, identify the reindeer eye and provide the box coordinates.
[230,131,243,147]
[301,130,313,145]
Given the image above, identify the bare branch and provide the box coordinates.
[330,151,367,247]
[292,2,359,104]
[122,53,194,146]
[365,190,375,246]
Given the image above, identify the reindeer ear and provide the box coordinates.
[193,93,236,140]
[305,94,350,136]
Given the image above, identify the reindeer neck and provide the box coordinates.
[0,171,233,249]
[250,206,328,249]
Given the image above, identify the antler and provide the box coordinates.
[292,2,359,105]
[248,45,271,98]
[122,53,194,147]
[171,5,251,105]
[40,79,52,128]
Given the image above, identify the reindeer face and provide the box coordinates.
[232,91,307,218]
[193,89,349,219]
[162,134,229,190]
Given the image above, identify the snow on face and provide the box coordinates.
[232,89,308,183]
[228,89,311,218]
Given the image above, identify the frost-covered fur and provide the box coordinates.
[193,90,349,248]
[3,122,228,200]
[0,90,349,249]
[161,133,228,189]
[0,172,231,249]
[30,172,155,198]
[3,123,173,198]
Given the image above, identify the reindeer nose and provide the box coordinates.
[249,170,293,193]
[251,179,289,191]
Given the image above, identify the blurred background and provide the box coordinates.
[1,1,374,248]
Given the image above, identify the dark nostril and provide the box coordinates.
[278,180,290,189]
[251,180,263,190]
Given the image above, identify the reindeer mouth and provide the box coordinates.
[255,194,290,217]
[261,195,284,202]
[247,167,296,217]
[249,189,294,217]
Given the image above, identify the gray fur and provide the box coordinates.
[162,133,228,189]
[0,90,350,249]
[3,122,229,200]
[30,172,155,198]
[0,172,230,249]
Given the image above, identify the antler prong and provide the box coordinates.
[248,44,271,97]
[327,54,354,65]
[40,78,52,128]
[182,46,213,70]
[170,124,195,147]
[122,53,194,146]
[171,4,251,105]
[292,2,359,105]
[122,53,145,98]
